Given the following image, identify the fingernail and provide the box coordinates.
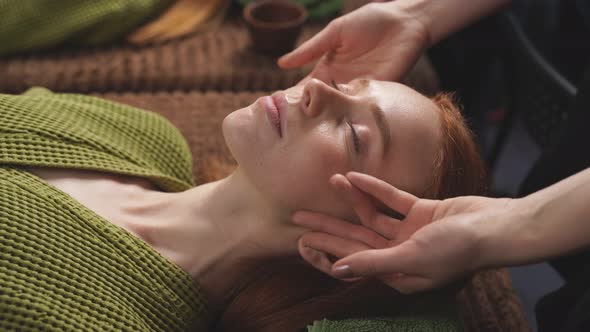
[333,265,353,279]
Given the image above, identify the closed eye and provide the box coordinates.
[333,80,362,154]
[347,121,360,153]
[331,79,353,95]
[330,80,340,91]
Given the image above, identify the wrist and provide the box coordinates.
[391,0,435,47]
[476,197,532,269]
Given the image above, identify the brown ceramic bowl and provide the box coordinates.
[243,0,308,55]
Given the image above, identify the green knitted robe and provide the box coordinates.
[0,0,172,56]
[0,88,461,331]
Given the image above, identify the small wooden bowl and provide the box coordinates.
[243,0,308,55]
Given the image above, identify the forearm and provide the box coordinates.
[483,168,590,268]
[387,0,511,46]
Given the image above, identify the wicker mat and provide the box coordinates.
[98,90,530,332]
[0,20,318,94]
[0,18,438,95]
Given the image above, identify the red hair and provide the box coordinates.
[214,93,487,331]
[424,93,488,198]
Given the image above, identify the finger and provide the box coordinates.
[380,274,434,294]
[298,238,334,276]
[293,210,389,249]
[298,235,368,281]
[295,66,331,86]
[346,172,419,216]
[306,62,336,84]
[277,22,340,69]
[331,241,422,278]
[330,174,376,223]
[331,174,402,240]
[299,243,362,282]
[299,232,372,260]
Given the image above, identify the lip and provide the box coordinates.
[261,95,282,137]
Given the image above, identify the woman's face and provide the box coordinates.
[223,79,442,220]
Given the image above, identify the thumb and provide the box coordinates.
[331,241,421,278]
[278,22,339,69]
[380,274,434,294]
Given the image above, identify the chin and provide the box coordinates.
[222,108,252,159]
[222,107,274,183]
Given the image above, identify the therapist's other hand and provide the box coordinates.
[293,172,514,293]
[277,2,429,84]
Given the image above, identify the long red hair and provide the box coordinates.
[214,93,488,331]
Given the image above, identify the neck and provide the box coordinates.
[128,169,306,309]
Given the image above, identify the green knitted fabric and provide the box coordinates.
[307,283,463,331]
[0,0,172,56]
[0,87,194,191]
[0,88,205,331]
[308,314,461,332]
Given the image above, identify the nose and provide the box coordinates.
[300,78,347,117]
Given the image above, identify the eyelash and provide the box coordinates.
[330,80,339,90]
[347,121,361,153]
[331,80,361,153]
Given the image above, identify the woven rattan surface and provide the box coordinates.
[0,15,438,95]
[0,19,318,94]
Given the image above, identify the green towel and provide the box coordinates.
[0,0,172,56]
[0,87,194,191]
[0,88,205,331]
[308,313,461,332]
[307,283,463,332]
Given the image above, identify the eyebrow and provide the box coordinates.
[371,103,391,159]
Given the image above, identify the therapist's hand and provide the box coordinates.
[293,172,514,293]
[277,2,429,84]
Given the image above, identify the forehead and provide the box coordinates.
[359,80,434,112]
[361,80,443,194]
